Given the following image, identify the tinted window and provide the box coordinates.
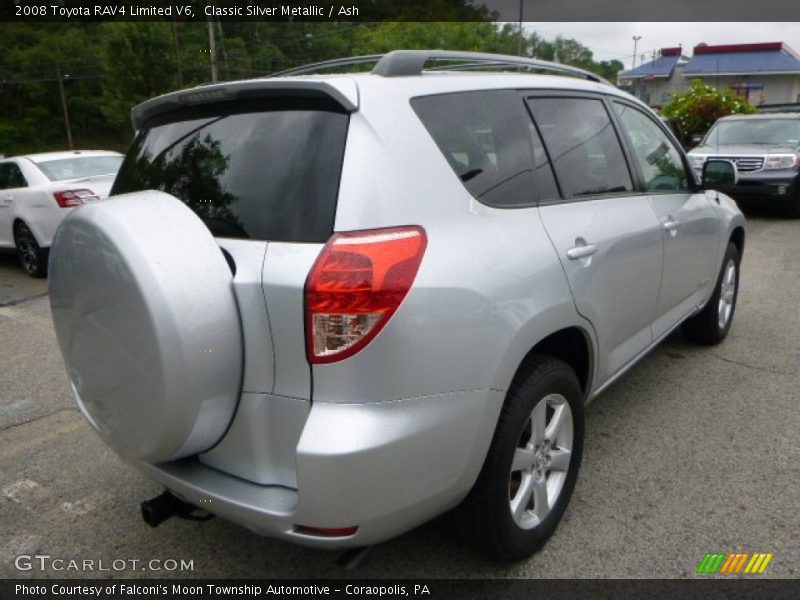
[112,100,349,242]
[0,163,27,189]
[613,103,689,192]
[412,91,537,207]
[529,97,633,198]
[37,156,122,181]
[527,119,560,202]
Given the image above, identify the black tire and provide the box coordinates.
[783,198,800,219]
[458,356,584,561]
[682,242,740,345]
[14,222,48,278]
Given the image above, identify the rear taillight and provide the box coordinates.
[53,189,97,208]
[294,525,358,537]
[305,226,427,364]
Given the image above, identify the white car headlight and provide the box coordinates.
[764,154,798,170]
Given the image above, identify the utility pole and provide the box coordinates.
[632,35,642,68]
[517,0,524,56]
[55,64,73,150]
[207,18,218,82]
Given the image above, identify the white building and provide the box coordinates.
[618,42,800,110]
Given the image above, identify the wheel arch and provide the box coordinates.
[510,326,594,399]
[12,218,45,247]
[729,225,745,257]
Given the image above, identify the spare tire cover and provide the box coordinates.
[49,191,243,463]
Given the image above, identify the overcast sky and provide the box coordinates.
[522,22,800,69]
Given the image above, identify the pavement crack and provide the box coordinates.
[0,407,78,432]
[0,292,50,308]
[709,353,797,377]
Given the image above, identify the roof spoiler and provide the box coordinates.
[131,78,358,130]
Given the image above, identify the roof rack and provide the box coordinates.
[270,50,611,86]
[270,55,384,78]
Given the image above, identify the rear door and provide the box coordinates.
[0,162,29,246]
[611,100,719,338]
[526,94,664,384]
[111,98,351,400]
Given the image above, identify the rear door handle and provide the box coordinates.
[566,243,598,260]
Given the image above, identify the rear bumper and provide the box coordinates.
[127,389,503,548]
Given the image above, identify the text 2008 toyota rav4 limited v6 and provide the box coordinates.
[48,51,746,561]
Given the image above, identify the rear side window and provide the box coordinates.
[112,99,349,242]
[528,97,633,198]
[411,91,537,208]
[0,163,27,189]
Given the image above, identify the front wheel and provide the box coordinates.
[458,356,584,561]
[682,242,740,345]
[14,222,48,278]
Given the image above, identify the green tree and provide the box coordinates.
[0,21,628,156]
[662,79,757,139]
[98,23,179,133]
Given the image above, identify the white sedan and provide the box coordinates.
[0,150,123,277]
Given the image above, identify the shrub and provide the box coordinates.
[662,79,756,139]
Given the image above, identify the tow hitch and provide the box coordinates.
[140,490,215,528]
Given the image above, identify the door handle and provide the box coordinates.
[566,243,598,260]
[663,218,679,234]
[2,195,12,203]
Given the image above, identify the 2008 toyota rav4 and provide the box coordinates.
[49,51,745,561]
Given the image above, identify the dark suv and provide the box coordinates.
[688,113,800,215]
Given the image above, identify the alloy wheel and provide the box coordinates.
[16,227,38,274]
[509,393,574,529]
[717,258,737,330]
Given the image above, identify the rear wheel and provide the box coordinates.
[458,356,584,561]
[14,222,48,278]
[682,242,740,345]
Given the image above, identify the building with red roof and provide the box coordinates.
[618,42,800,109]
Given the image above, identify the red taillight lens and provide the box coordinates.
[53,189,97,208]
[294,525,358,537]
[305,226,427,364]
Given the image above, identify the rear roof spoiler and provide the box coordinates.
[131,78,358,130]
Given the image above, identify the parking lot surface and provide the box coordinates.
[0,216,798,579]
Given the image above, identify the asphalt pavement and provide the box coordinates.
[0,216,798,579]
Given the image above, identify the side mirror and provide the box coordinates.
[690,134,703,146]
[702,159,738,189]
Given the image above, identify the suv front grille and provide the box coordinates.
[709,156,765,172]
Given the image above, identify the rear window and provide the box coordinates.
[111,99,349,242]
[411,90,537,208]
[37,156,122,181]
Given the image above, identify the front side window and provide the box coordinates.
[528,97,633,198]
[613,103,689,192]
[412,90,538,207]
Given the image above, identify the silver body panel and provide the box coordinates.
[52,70,747,548]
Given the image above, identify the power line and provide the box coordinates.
[0,74,101,85]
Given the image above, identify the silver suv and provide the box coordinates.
[49,51,746,561]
